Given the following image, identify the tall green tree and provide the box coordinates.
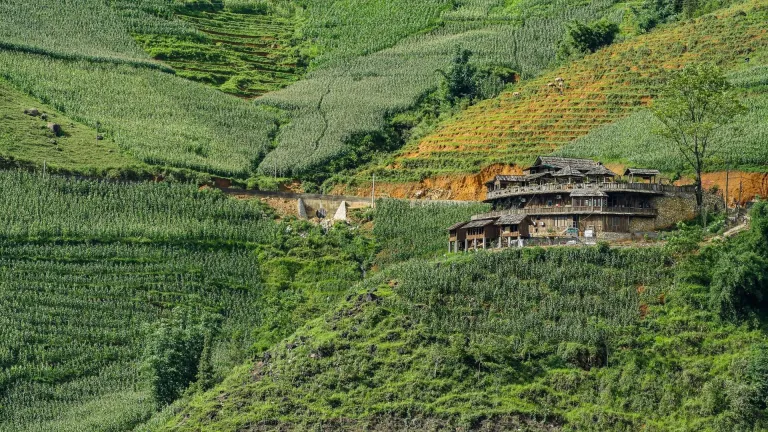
[437,47,477,103]
[652,63,746,211]
[557,19,619,61]
[143,308,220,406]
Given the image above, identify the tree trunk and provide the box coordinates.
[695,171,705,225]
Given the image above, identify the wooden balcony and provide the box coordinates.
[472,205,658,219]
[485,182,696,200]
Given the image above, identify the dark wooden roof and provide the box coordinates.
[553,165,585,177]
[446,221,467,231]
[485,175,527,185]
[462,219,496,229]
[495,214,529,225]
[570,189,608,197]
[524,172,552,181]
[585,165,617,176]
[624,168,660,176]
[532,156,600,171]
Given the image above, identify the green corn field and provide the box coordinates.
[373,198,490,264]
[0,171,375,432]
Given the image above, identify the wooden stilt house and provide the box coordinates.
[450,156,697,249]
[495,214,531,248]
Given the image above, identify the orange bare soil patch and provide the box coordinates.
[388,2,766,176]
[701,172,768,204]
[335,170,765,202]
[333,164,522,200]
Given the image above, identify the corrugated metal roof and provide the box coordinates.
[495,214,529,225]
[570,189,608,197]
[535,156,600,171]
[462,218,496,229]
[496,175,527,182]
[624,168,661,176]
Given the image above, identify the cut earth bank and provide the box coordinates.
[333,168,768,203]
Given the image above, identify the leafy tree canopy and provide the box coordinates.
[653,63,746,206]
[558,19,619,61]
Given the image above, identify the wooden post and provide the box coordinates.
[371,174,376,209]
[725,166,730,224]
[738,177,743,214]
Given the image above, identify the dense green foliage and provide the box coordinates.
[372,199,490,265]
[695,202,768,319]
[0,172,376,432]
[133,3,306,98]
[556,63,768,172]
[143,309,218,406]
[557,19,620,60]
[161,205,768,430]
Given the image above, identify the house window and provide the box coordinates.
[468,227,484,236]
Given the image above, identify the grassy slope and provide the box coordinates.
[0,79,143,174]
[364,0,768,183]
[0,0,281,178]
[0,172,375,432]
[159,231,768,431]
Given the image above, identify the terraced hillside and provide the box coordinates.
[135,9,303,98]
[381,1,767,180]
[555,63,768,172]
[256,0,628,176]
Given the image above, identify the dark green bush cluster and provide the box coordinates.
[557,19,620,61]
[708,202,768,318]
[143,309,220,406]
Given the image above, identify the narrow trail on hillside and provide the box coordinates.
[312,84,332,151]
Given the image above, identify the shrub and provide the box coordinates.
[709,250,767,318]
[558,19,620,60]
